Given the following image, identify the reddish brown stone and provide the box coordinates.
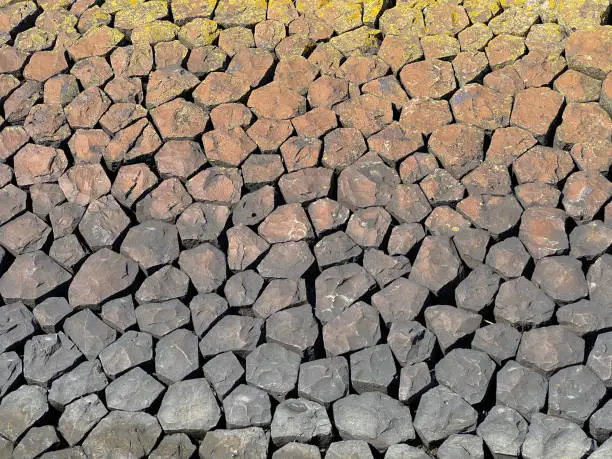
[104,77,143,104]
[227,48,274,88]
[0,211,51,256]
[554,70,602,103]
[210,103,253,131]
[218,26,254,57]
[461,163,512,196]
[110,44,154,77]
[458,23,493,52]
[421,34,461,60]
[399,98,453,135]
[155,140,206,181]
[334,94,393,137]
[486,126,537,166]
[525,23,565,55]
[514,51,566,88]
[570,141,612,173]
[428,123,485,179]
[519,207,569,260]
[258,203,314,244]
[13,144,68,186]
[24,103,71,146]
[3,80,42,123]
[0,46,28,74]
[485,34,526,70]
[425,206,471,237]
[451,51,489,86]
[111,163,159,208]
[378,34,423,74]
[254,19,286,49]
[399,153,439,184]
[227,224,270,271]
[601,72,612,116]
[562,171,612,223]
[233,185,275,226]
[23,50,68,82]
[399,59,456,99]
[70,56,114,89]
[193,72,249,108]
[308,198,351,236]
[59,164,111,206]
[242,154,285,188]
[420,168,466,205]
[135,177,193,223]
[0,74,19,101]
[361,76,410,109]
[187,167,243,206]
[453,228,490,269]
[308,42,343,75]
[483,65,525,96]
[154,40,189,68]
[486,237,530,280]
[65,87,111,129]
[307,75,349,108]
[99,103,147,135]
[275,33,316,59]
[145,67,199,108]
[457,194,523,236]
[177,203,230,248]
[425,2,469,36]
[104,119,162,168]
[79,195,131,250]
[386,183,432,224]
[565,26,612,79]
[554,102,612,151]
[346,207,392,248]
[246,119,294,154]
[513,146,574,185]
[367,123,424,165]
[515,182,561,209]
[248,81,306,120]
[273,56,317,95]
[278,167,333,203]
[150,98,209,140]
[322,127,367,171]
[203,127,256,167]
[450,84,513,131]
[67,25,123,60]
[510,87,565,143]
[187,45,228,76]
[291,107,337,139]
[410,235,463,296]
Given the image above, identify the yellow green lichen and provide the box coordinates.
[178,18,219,48]
[131,20,179,44]
[380,5,426,37]
[114,1,169,30]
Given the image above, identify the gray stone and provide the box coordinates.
[0,437,12,459]
[485,237,530,279]
[82,411,161,459]
[363,249,411,288]
[33,297,73,333]
[516,326,585,376]
[413,385,478,447]
[371,277,429,324]
[0,302,35,353]
[49,235,88,272]
[435,348,495,404]
[272,442,321,459]
[135,299,190,338]
[327,441,374,458]
[49,202,85,239]
[388,320,436,367]
[232,185,275,226]
[532,256,589,303]
[315,263,375,323]
[100,296,136,333]
[150,433,196,459]
[589,399,612,443]
[202,351,244,399]
[323,302,381,356]
[0,252,72,306]
[39,447,87,459]
[522,413,595,459]
[189,293,228,337]
[24,332,82,387]
[78,196,130,251]
[409,236,463,295]
[587,254,612,306]
[556,299,612,336]
[471,323,521,365]
[350,344,396,394]
[158,378,220,435]
[246,343,301,401]
[224,270,264,307]
[587,331,612,387]
[385,444,431,458]
[48,360,108,410]
[64,309,116,360]
[120,221,180,272]
[424,305,481,354]
[0,351,21,397]
[271,398,332,447]
[0,212,51,256]
[0,385,48,442]
[313,231,362,269]
[257,241,315,279]
[135,266,190,304]
[199,427,269,459]
[333,392,415,452]
[298,356,349,407]
[388,223,426,257]
[398,362,433,404]
[494,277,556,328]
[455,265,500,312]
[0,184,27,226]
[570,221,612,260]
[496,360,548,420]
[98,330,153,378]
[437,434,484,459]
[68,249,139,309]
[252,278,307,318]
[548,365,606,426]
[590,438,612,459]
[12,425,59,459]
[177,203,230,248]
[58,394,107,446]
[199,315,263,358]
[223,384,272,428]
[476,405,528,459]
[266,305,319,356]
[105,367,164,411]
[179,243,226,292]
[30,185,66,221]
[155,328,199,384]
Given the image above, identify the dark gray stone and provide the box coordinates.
[413,385,478,447]
[0,351,21,397]
[587,254,612,306]
[105,367,165,411]
[33,297,73,333]
[522,413,595,459]
[315,263,375,323]
[0,184,27,226]
[0,212,51,257]
[0,302,35,353]
[532,255,589,303]
[363,249,411,288]
[135,299,190,338]
[455,265,500,312]
[271,398,332,447]
[476,405,528,459]
[12,425,59,459]
[177,203,230,248]
[485,237,530,279]
[435,348,495,404]
[409,236,462,295]
[199,315,263,358]
[49,235,88,272]
[323,302,381,356]
[100,296,136,333]
[150,433,196,459]
[589,399,612,443]
[257,241,315,279]
[516,326,584,376]
[370,276,428,324]
[266,305,319,356]
[494,277,556,328]
[424,305,481,354]
[223,384,272,428]
[471,323,521,365]
[157,378,220,435]
[135,266,190,304]
[556,299,612,336]
[189,293,228,337]
[437,434,484,459]
[333,391,415,452]
[313,231,362,269]
[398,362,433,404]
[496,360,548,420]
[0,385,48,442]
[587,331,612,387]
[224,270,264,307]
[98,330,153,378]
[48,360,108,410]
[199,427,269,459]
[202,351,244,399]
[64,309,116,360]
[155,328,199,384]
[453,228,490,269]
[252,278,307,318]
[232,185,275,226]
[179,243,227,293]
[24,332,82,387]
[49,202,85,239]
[39,447,87,459]
[82,411,161,459]
[78,196,130,251]
[387,223,426,257]
[548,364,606,426]
[226,225,270,272]
[569,221,612,260]
[327,441,374,459]
[58,394,107,446]
[350,344,396,394]
[298,356,349,407]
[387,320,436,367]
[246,343,301,401]
[120,220,180,271]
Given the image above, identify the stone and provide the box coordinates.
[187,167,242,207]
[199,315,263,358]
[410,236,462,296]
[565,26,612,79]
[13,144,67,187]
[12,425,60,458]
[471,323,521,365]
[0,385,49,442]
[457,194,523,236]
[177,203,230,248]
[271,398,332,447]
[399,59,456,99]
[58,394,107,446]
[3,81,43,123]
[485,237,530,279]
[428,123,484,180]
[455,265,500,313]
[78,196,130,251]
[135,266,190,304]
[424,306,481,354]
[420,169,465,206]
[202,351,244,399]
[178,243,226,293]
[589,400,612,443]
[400,98,453,135]
[0,212,51,256]
[266,305,318,356]
[64,309,115,360]
[48,360,108,410]
[556,299,612,336]
[387,320,436,368]
[100,296,136,333]
[272,442,321,459]
[23,332,82,388]
[532,256,588,303]
[334,94,393,137]
[350,344,396,394]
[298,356,349,407]
[437,435,484,459]
[0,351,21,397]
[199,428,269,459]
[398,361,432,404]
[98,331,153,378]
[333,391,415,452]
[224,384,271,429]
[587,331,612,387]
[257,241,314,279]
[105,366,164,411]
[323,302,381,356]
[150,98,209,140]
[150,434,196,459]
[413,385,477,447]
[338,155,400,210]
[564,171,612,223]
[511,87,565,143]
[522,413,595,459]
[476,405,528,459]
[246,343,301,401]
[135,300,190,338]
[435,348,495,404]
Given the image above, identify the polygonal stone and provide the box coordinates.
[387,223,426,257]
[202,351,244,399]
[59,394,107,446]
[105,366,164,412]
[485,237,530,279]
[323,302,381,356]
[223,384,271,429]
[346,207,392,247]
[556,299,612,336]
[271,398,332,447]
[298,356,349,407]
[424,305,481,354]
[273,442,321,459]
[532,256,588,303]
[471,323,521,366]
[589,400,612,443]
[48,360,108,410]
[246,343,300,401]
[457,194,523,236]
[0,385,49,442]
[224,271,264,307]
[64,309,116,360]
[24,332,82,387]
[199,315,263,358]
[522,413,595,459]
[410,236,462,296]
[388,320,436,368]
[135,300,190,339]
[455,265,500,313]
[78,196,130,251]
[199,428,269,459]
[155,328,198,384]
[513,146,574,185]
[398,362,432,405]
[266,305,318,357]
[587,331,612,387]
[100,296,136,333]
[350,344,396,394]
[437,435,484,459]
[98,330,153,379]
[189,292,226,336]
[150,434,196,459]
